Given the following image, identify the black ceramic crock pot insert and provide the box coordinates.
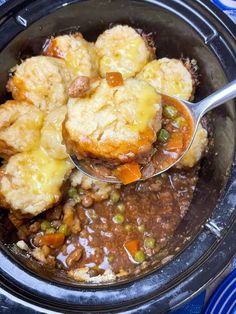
[0,0,236,313]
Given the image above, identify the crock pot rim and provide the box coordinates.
[1,0,236,37]
[0,0,236,312]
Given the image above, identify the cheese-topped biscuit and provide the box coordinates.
[41,106,68,160]
[7,56,70,113]
[0,100,44,158]
[177,124,208,168]
[95,25,154,78]
[45,33,98,79]
[0,149,73,215]
[137,58,193,100]
[63,78,162,163]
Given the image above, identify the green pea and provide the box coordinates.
[137,225,145,233]
[40,220,50,231]
[158,129,170,142]
[58,224,70,236]
[163,105,178,119]
[45,227,55,234]
[68,187,78,198]
[144,237,155,249]
[173,116,187,128]
[117,203,125,213]
[110,191,120,203]
[87,209,97,219]
[73,195,81,204]
[134,250,145,263]
[161,172,168,179]
[108,255,114,263]
[155,245,161,253]
[68,187,81,203]
[113,214,124,224]
[124,224,132,232]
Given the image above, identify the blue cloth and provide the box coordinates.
[171,258,236,314]
[204,269,236,314]
[212,0,236,22]
[171,292,206,314]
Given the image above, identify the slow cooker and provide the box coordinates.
[0,0,236,312]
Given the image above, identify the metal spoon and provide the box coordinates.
[70,80,236,183]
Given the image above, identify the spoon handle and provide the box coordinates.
[194,79,236,118]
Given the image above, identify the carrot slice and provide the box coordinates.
[39,233,65,248]
[124,240,139,256]
[114,162,141,185]
[166,132,183,151]
[106,72,124,87]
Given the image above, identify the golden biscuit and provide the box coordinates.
[63,78,162,163]
[41,106,68,160]
[45,33,98,79]
[95,25,154,78]
[7,56,71,113]
[0,149,73,215]
[137,58,193,100]
[0,100,44,158]
[177,124,208,168]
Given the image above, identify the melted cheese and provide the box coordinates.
[19,149,71,195]
[40,106,68,159]
[7,56,71,113]
[0,148,73,215]
[137,58,193,101]
[133,83,161,133]
[64,78,162,161]
[45,34,98,79]
[95,25,153,78]
[0,100,44,157]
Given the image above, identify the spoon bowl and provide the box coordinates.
[70,80,236,183]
